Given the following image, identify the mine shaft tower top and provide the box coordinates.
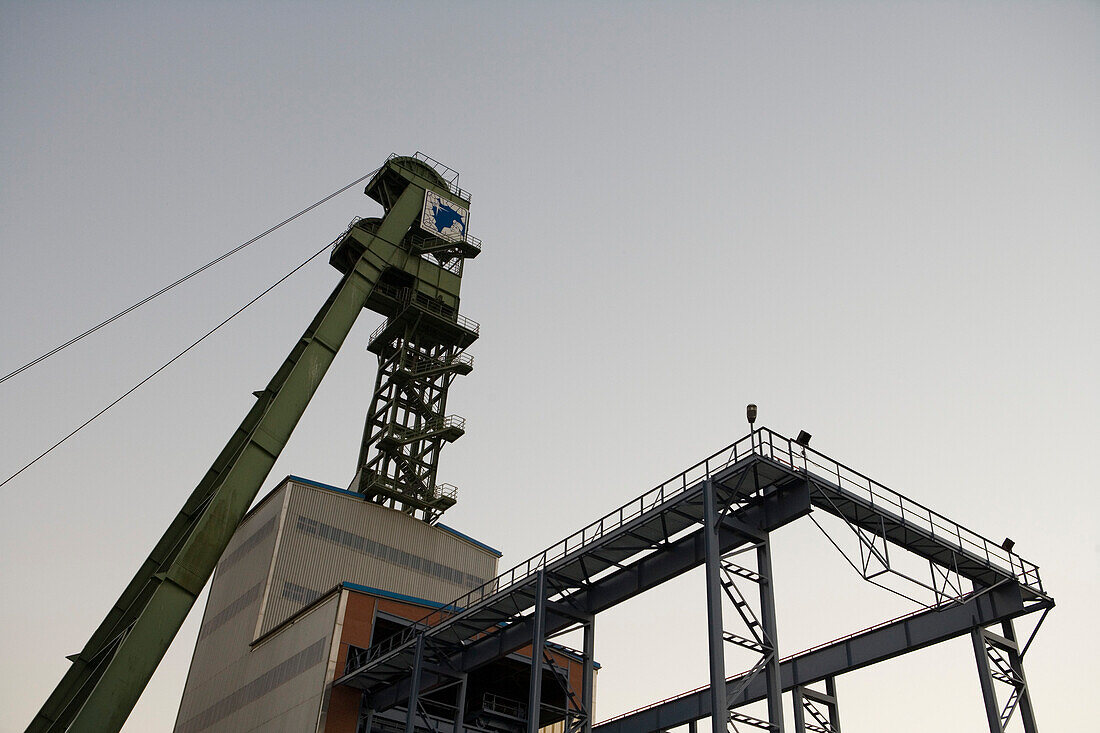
[330,153,481,523]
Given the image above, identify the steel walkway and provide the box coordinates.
[337,427,1048,712]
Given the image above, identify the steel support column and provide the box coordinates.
[582,617,595,733]
[406,634,426,733]
[972,627,1003,732]
[972,615,1040,733]
[792,678,840,733]
[755,535,784,731]
[1000,620,1038,733]
[454,673,468,733]
[527,569,548,733]
[702,478,728,733]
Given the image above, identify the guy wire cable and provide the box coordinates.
[0,240,333,490]
[1,166,380,385]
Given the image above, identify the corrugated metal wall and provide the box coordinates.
[174,493,285,731]
[175,593,340,733]
[259,482,498,636]
[176,478,501,731]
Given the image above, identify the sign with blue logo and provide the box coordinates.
[420,190,468,243]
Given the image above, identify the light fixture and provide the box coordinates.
[746,404,757,427]
[796,430,812,448]
[1001,537,1015,553]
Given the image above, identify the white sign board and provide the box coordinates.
[420,190,469,243]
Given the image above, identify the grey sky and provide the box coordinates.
[1,2,1097,731]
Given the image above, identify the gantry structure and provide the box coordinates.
[337,428,1052,733]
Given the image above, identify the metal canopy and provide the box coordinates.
[337,427,1051,726]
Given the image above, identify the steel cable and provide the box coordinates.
[0,240,333,490]
[1,168,378,385]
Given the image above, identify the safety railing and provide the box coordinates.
[433,483,459,501]
[428,415,466,433]
[353,426,1044,672]
[399,351,474,374]
[482,693,527,719]
[375,416,465,445]
[461,233,482,254]
[344,644,370,675]
[367,288,481,347]
[387,152,472,202]
[750,428,1044,595]
[359,431,762,666]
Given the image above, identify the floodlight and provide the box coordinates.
[1001,537,1015,553]
[796,430,812,447]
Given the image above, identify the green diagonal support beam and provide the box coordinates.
[27,173,427,733]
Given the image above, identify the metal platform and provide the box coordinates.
[337,428,1051,732]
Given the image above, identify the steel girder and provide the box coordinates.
[340,429,1052,732]
[339,474,814,710]
[593,583,1048,733]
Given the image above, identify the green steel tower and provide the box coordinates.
[28,152,480,733]
[331,154,480,522]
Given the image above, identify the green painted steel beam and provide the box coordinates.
[27,168,428,733]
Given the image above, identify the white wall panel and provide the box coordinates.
[259,482,498,635]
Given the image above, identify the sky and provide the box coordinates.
[1,1,1097,731]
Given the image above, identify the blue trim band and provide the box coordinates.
[286,474,360,498]
[437,523,503,557]
[341,582,464,612]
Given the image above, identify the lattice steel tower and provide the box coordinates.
[330,154,480,523]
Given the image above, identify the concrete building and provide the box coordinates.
[174,476,591,733]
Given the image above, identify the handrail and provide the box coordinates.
[367,288,481,346]
[376,415,465,441]
[353,427,1044,672]
[360,432,760,665]
[751,429,1043,594]
[386,152,472,203]
[398,351,474,373]
[433,483,459,501]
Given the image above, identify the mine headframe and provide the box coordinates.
[331,153,481,523]
[28,152,480,733]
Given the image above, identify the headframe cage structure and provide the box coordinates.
[339,427,1052,733]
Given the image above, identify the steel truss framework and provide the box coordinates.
[344,152,481,523]
[339,428,1053,733]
